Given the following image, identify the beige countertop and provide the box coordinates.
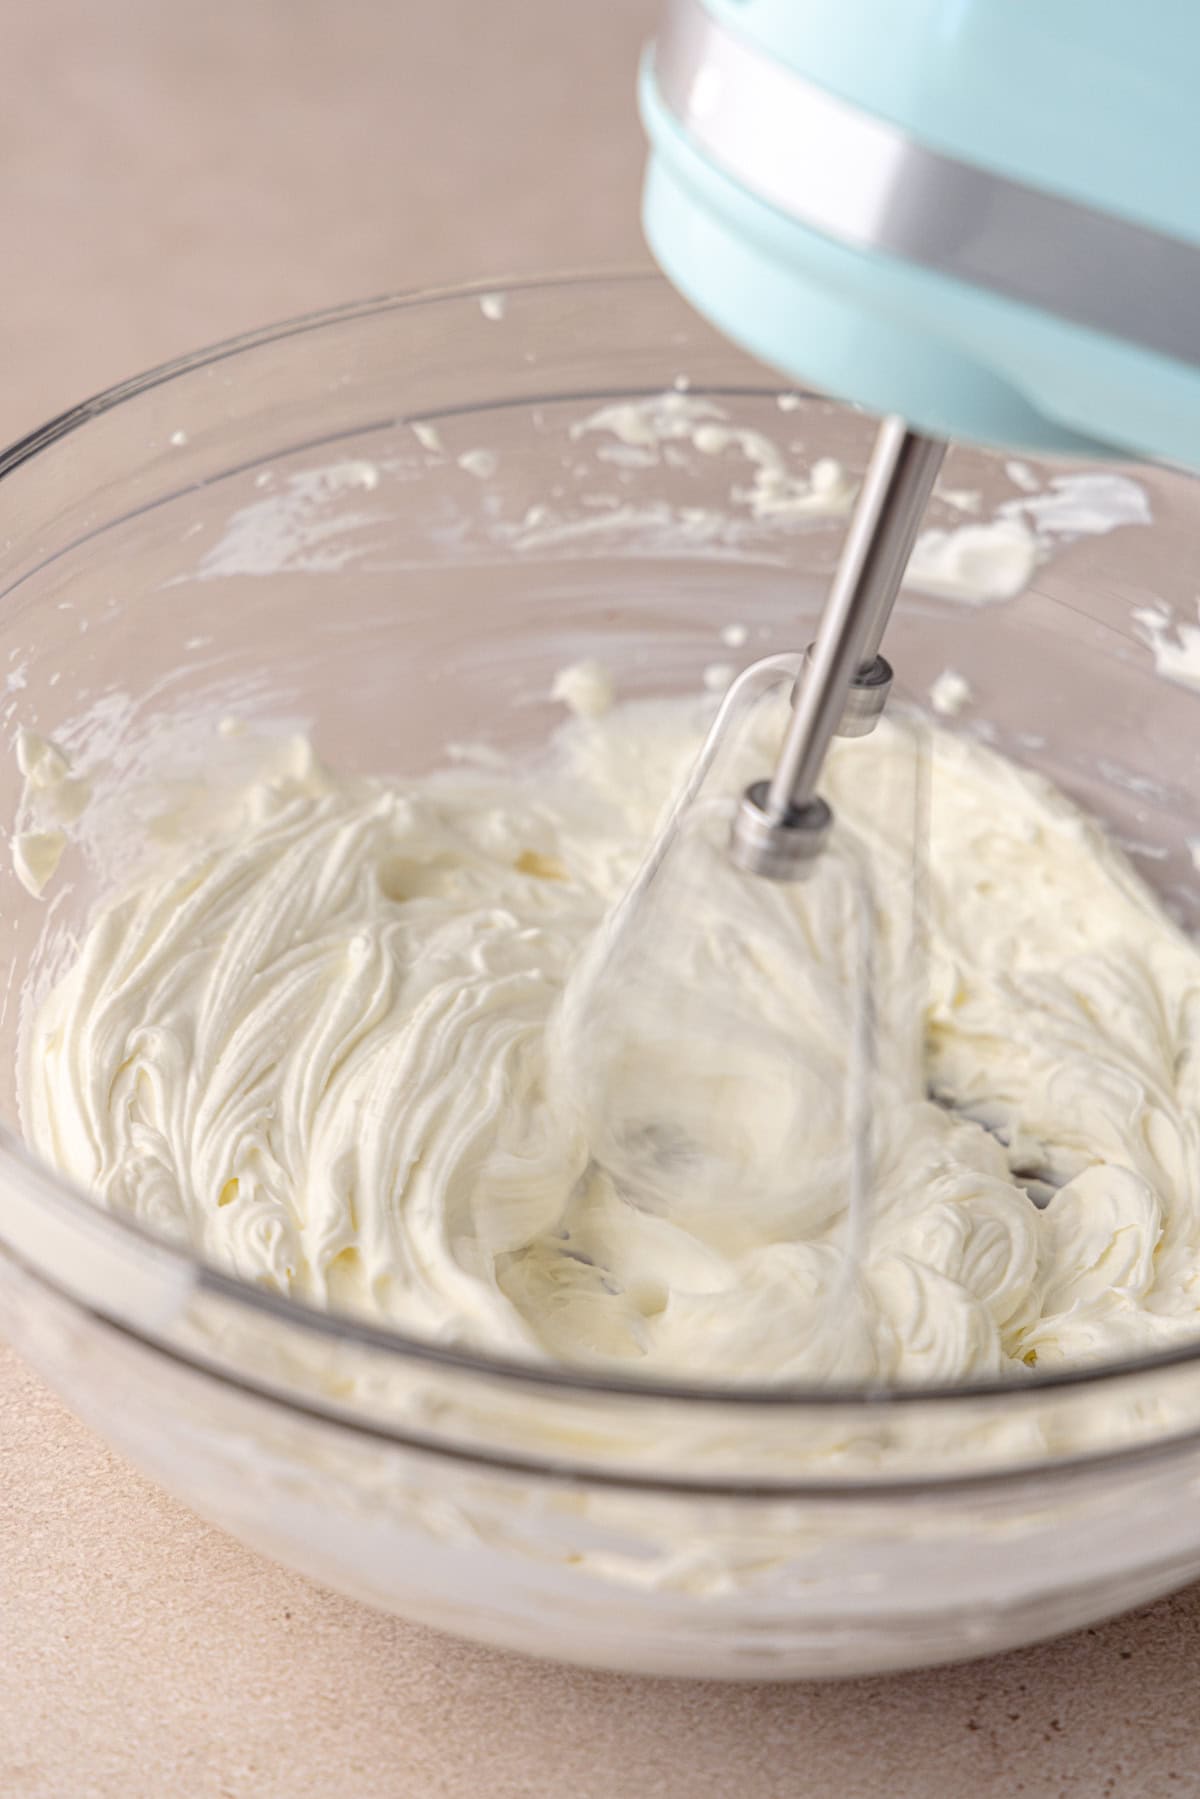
[3,3,1199,1793]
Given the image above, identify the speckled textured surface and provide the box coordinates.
[6,1355,1200,1798]
[4,2,1200,1793]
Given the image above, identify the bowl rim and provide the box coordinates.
[2,271,1197,1451]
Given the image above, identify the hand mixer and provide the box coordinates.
[569,0,1200,1228]
[640,0,1200,873]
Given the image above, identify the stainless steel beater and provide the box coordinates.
[562,417,944,1231]
[730,417,946,881]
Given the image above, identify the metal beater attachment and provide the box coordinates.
[730,417,946,879]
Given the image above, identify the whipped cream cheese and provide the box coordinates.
[25,693,1200,1384]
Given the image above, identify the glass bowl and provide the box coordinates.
[3,273,1200,1680]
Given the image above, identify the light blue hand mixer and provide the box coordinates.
[638,0,1200,875]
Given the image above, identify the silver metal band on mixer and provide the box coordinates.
[729,419,946,879]
[654,0,1200,366]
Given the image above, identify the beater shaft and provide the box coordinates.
[730,418,945,878]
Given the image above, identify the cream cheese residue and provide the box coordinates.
[908,518,1040,604]
[563,397,1150,601]
[929,669,973,717]
[1133,602,1200,691]
[456,448,498,480]
[907,471,1151,606]
[25,696,1200,1384]
[14,829,66,898]
[12,728,90,896]
[551,660,615,719]
[411,421,444,455]
[569,395,857,526]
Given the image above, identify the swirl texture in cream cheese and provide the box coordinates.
[25,696,1200,1384]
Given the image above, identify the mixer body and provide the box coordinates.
[641,0,1200,467]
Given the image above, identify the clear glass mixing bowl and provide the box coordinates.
[4,273,1200,1679]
